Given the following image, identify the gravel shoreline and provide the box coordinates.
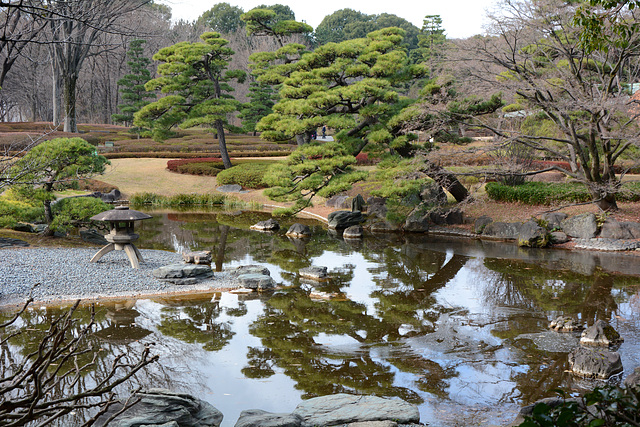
[0,247,234,307]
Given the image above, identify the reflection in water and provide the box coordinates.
[3,210,640,426]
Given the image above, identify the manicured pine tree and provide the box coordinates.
[238,81,275,136]
[112,39,155,132]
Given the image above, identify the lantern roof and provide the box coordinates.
[90,206,152,222]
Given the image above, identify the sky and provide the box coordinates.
[158,0,500,39]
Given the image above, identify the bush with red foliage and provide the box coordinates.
[167,157,221,172]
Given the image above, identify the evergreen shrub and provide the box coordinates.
[486,181,640,204]
[216,162,273,189]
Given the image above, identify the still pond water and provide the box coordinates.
[6,209,640,426]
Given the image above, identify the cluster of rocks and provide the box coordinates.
[99,390,423,427]
[476,212,640,250]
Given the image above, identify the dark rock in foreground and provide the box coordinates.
[152,263,213,285]
[235,409,302,427]
[568,346,623,379]
[580,319,623,347]
[96,388,223,427]
[286,223,312,237]
[328,210,365,230]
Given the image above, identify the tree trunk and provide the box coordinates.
[216,120,232,169]
[52,64,62,126]
[63,75,78,133]
[419,162,471,202]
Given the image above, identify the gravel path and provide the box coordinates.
[0,247,234,307]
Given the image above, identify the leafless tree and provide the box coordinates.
[0,298,158,426]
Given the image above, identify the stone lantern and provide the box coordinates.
[89,206,152,268]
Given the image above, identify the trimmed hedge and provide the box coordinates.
[130,193,227,207]
[216,162,274,189]
[486,181,640,204]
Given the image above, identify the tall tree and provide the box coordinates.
[241,7,312,48]
[46,0,151,132]
[135,32,246,169]
[197,2,245,34]
[415,15,447,68]
[112,39,155,129]
[238,81,275,135]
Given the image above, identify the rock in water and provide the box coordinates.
[291,394,420,427]
[96,388,223,427]
[343,225,363,238]
[251,219,280,231]
[327,211,364,230]
[286,223,312,238]
[580,320,623,347]
[568,346,623,379]
[235,409,302,427]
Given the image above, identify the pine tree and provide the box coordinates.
[238,81,275,136]
[112,39,155,131]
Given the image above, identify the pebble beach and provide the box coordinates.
[0,246,233,307]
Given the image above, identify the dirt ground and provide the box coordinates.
[101,158,640,224]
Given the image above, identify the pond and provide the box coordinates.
[3,209,640,426]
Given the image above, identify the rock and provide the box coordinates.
[366,197,387,219]
[299,266,328,281]
[568,346,623,379]
[325,195,351,209]
[328,211,365,230]
[152,264,213,285]
[292,394,420,427]
[429,207,464,225]
[549,316,583,332]
[600,219,640,240]
[13,222,37,233]
[550,231,569,244]
[474,216,493,234]
[182,251,212,265]
[80,229,108,245]
[403,209,430,233]
[351,194,366,212]
[347,422,397,427]
[236,273,276,290]
[343,225,363,238]
[96,388,223,427]
[251,218,280,231]
[580,319,623,347]
[231,265,271,277]
[561,213,598,239]
[541,212,568,230]
[482,222,521,240]
[369,220,401,232]
[623,367,640,389]
[286,223,312,238]
[419,182,447,205]
[100,188,121,203]
[234,409,302,427]
[216,184,243,193]
[518,220,549,248]
[229,288,254,294]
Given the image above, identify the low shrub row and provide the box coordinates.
[130,193,228,206]
[486,181,640,204]
[216,162,273,189]
[104,151,289,159]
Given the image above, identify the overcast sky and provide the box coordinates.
[158,0,499,39]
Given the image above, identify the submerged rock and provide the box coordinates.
[286,223,312,238]
[236,273,276,290]
[291,394,420,427]
[343,225,363,239]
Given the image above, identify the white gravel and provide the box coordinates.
[0,247,233,306]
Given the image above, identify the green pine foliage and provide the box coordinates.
[112,40,155,129]
[238,82,275,135]
[135,32,247,169]
[216,162,273,189]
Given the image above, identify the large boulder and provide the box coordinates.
[351,194,366,212]
[580,320,623,347]
[429,207,464,225]
[235,409,302,427]
[568,346,623,379]
[623,367,640,389]
[299,266,328,281]
[328,211,365,230]
[403,209,430,233]
[231,265,271,277]
[251,219,280,232]
[96,388,223,427]
[474,216,493,234]
[366,197,387,219]
[482,222,521,240]
[600,219,640,240]
[518,220,549,248]
[291,394,420,427]
[152,264,213,285]
[541,212,568,230]
[236,273,276,290]
[325,195,351,209]
[561,213,598,239]
[286,223,312,238]
[80,229,108,245]
[419,181,447,205]
[549,231,569,244]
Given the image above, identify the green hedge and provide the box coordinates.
[130,193,227,207]
[486,181,640,204]
[216,162,273,189]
